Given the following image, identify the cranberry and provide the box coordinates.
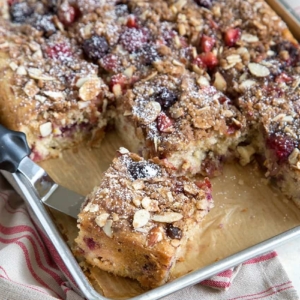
[155,87,178,109]
[275,73,293,84]
[266,133,295,162]
[82,35,109,61]
[100,54,120,72]
[128,161,159,180]
[157,113,174,133]
[195,178,212,189]
[109,73,127,92]
[224,28,241,47]
[194,0,213,8]
[166,224,182,239]
[194,52,218,69]
[141,44,159,65]
[58,2,77,26]
[83,237,96,250]
[200,35,215,53]
[10,2,33,23]
[126,15,138,28]
[45,43,72,59]
[120,28,149,52]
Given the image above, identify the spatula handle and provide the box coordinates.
[0,124,31,173]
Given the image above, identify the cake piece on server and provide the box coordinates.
[0,21,112,161]
[75,148,213,288]
[116,72,247,176]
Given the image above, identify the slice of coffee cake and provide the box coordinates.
[0,20,111,161]
[75,148,213,288]
[116,72,247,176]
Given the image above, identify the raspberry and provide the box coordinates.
[195,178,212,189]
[126,15,138,28]
[58,2,77,26]
[120,28,149,53]
[157,112,173,132]
[275,73,293,84]
[266,133,295,162]
[109,73,127,93]
[45,43,72,59]
[100,54,120,72]
[200,35,215,53]
[224,28,241,47]
[83,237,96,250]
[193,52,218,69]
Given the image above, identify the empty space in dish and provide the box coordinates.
[39,131,300,299]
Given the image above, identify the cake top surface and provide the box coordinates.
[119,72,246,152]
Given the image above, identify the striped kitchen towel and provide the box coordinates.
[0,176,299,300]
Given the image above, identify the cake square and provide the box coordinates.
[0,20,112,161]
[75,148,213,288]
[116,71,247,176]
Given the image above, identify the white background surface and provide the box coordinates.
[276,237,300,294]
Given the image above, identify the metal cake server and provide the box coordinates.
[0,124,84,218]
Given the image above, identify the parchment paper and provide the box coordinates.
[40,131,300,299]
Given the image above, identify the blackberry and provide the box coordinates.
[194,0,213,8]
[10,2,33,23]
[140,44,159,65]
[128,162,159,180]
[155,87,178,109]
[82,35,109,61]
[166,224,182,239]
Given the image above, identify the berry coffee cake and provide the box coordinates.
[0,20,111,161]
[116,72,247,176]
[75,148,213,288]
[2,0,300,290]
